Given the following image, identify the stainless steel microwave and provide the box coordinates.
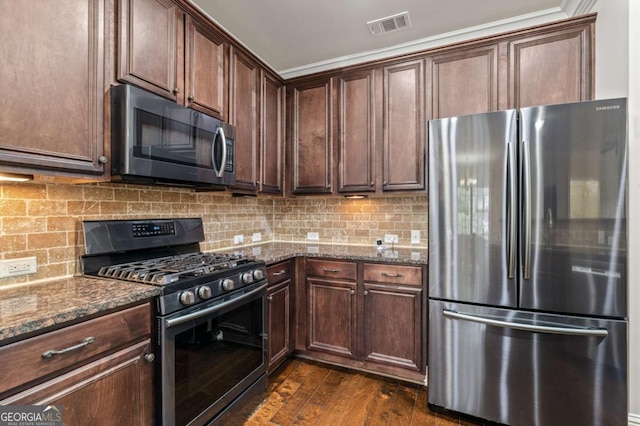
[110,84,235,189]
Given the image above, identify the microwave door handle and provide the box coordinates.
[212,127,227,178]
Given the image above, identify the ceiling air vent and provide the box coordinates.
[367,11,411,37]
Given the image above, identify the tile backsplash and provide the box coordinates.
[0,182,428,287]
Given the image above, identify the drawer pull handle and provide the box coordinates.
[42,337,95,358]
[272,270,287,276]
[323,268,341,273]
[381,272,403,278]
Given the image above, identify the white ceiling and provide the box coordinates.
[189,0,597,79]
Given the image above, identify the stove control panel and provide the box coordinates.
[132,221,176,238]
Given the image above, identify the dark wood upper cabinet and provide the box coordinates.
[229,47,260,192]
[426,44,500,119]
[382,60,426,192]
[185,16,228,118]
[507,18,594,109]
[0,0,109,178]
[117,0,180,100]
[260,72,285,194]
[289,79,334,195]
[337,70,376,193]
[118,0,228,119]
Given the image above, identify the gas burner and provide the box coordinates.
[97,252,252,286]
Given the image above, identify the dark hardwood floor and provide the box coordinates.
[245,358,491,426]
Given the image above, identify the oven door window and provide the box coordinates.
[173,296,265,426]
[134,109,215,169]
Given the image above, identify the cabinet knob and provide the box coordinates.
[326,184,331,189]
[267,295,273,302]
[350,289,355,295]
[173,87,180,94]
[188,95,194,102]
[144,353,155,363]
[98,156,108,164]
[364,290,369,296]
[383,181,388,186]
[370,181,374,186]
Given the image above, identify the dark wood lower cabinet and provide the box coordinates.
[301,259,426,382]
[307,278,357,358]
[363,283,422,371]
[1,340,154,425]
[268,280,291,369]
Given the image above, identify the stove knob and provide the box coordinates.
[242,272,254,284]
[252,269,265,281]
[221,278,235,291]
[198,286,212,300]
[179,290,196,306]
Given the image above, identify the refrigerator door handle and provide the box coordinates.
[506,142,517,278]
[522,139,532,280]
[443,309,609,337]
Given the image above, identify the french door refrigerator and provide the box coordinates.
[428,98,628,426]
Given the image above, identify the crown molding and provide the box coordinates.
[279,7,574,79]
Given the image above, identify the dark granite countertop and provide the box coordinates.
[0,277,161,344]
[1,242,426,344]
[219,241,428,265]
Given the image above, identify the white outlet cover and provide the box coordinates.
[411,230,421,244]
[234,235,244,244]
[384,234,398,244]
[252,232,262,242]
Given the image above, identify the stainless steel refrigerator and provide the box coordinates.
[428,98,628,426]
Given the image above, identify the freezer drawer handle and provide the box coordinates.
[443,309,608,337]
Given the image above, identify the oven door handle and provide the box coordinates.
[164,282,267,329]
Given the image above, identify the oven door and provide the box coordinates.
[158,282,267,426]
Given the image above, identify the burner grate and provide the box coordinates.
[97,252,249,285]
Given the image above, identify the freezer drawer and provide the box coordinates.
[428,300,627,426]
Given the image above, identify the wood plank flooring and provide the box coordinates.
[245,358,493,426]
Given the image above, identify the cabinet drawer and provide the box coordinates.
[267,260,293,285]
[306,259,357,281]
[363,263,423,286]
[0,303,151,396]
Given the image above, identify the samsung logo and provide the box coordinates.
[596,105,620,111]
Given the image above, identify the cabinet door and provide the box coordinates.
[1,340,155,426]
[290,79,334,194]
[507,21,593,108]
[260,71,285,194]
[307,278,356,358]
[118,0,180,100]
[0,0,107,177]
[363,283,422,371]
[382,60,425,191]
[268,280,291,369]
[185,16,228,119]
[229,48,259,192]
[427,44,499,119]
[337,70,376,193]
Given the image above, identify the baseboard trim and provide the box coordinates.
[629,412,640,425]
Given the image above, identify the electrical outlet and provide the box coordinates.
[252,232,262,242]
[307,232,319,241]
[233,234,244,244]
[0,257,37,278]
[384,234,398,244]
[411,230,421,244]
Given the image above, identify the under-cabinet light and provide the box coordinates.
[0,172,33,182]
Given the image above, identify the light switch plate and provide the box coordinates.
[252,232,262,242]
[411,230,421,244]
[233,235,244,244]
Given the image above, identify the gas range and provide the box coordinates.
[80,218,267,315]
